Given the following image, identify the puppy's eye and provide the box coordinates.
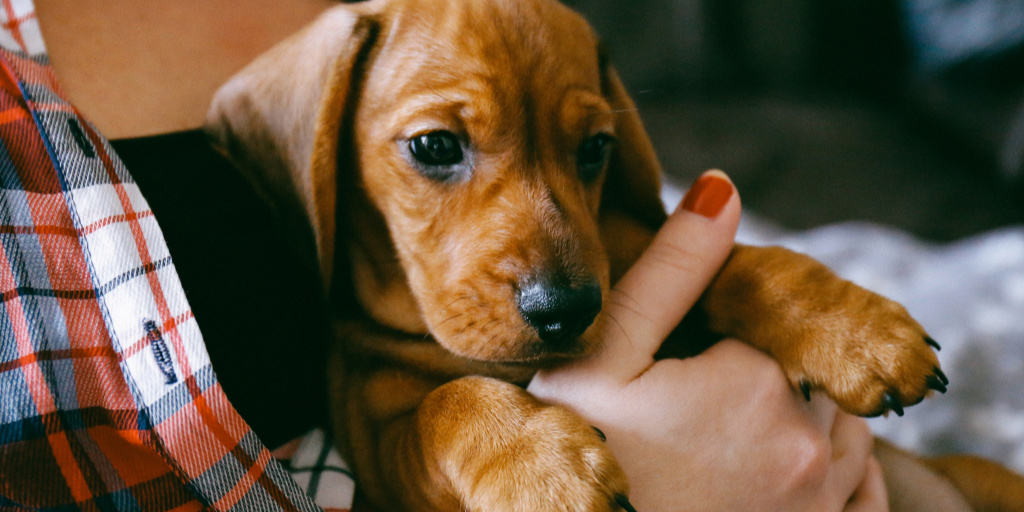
[409,131,464,167]
[576,134,615,182]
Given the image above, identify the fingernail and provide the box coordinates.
[679,170,733,219]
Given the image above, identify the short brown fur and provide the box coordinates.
[207,0,1024,510]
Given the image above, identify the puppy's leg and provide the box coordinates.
[873,439,973,512]
[340,371,628,512]
[698,244,943,417]
[418,376,629,512]
[923,452,1024,512]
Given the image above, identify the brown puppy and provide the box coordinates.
[206,0,1024,510]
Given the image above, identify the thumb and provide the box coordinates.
[575,169,741,382]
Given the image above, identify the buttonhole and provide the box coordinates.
[144,320,177,384]
[66,118,96,158]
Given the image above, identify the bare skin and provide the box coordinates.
[34,0,336,138]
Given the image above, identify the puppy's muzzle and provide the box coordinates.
[516,277,602,348]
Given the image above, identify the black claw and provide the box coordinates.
[614,494,638,512]
[926,374,947,394]
[799,380,812,402]
[592,426,607,442]
[925,337,942,351]
[934,367,949,386]
[884,392,905,417]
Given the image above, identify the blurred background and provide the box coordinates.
[567,0,1024,240]
[564,0,1024,471]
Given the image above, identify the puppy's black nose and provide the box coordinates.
[517,278,602,346]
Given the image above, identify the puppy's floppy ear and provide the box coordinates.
[599,60,669,281]
[206,5,377,290]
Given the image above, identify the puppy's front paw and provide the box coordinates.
[778,287,945,417]
[467,408,630,512]
[422,377,630,512]
[705,246,945,418]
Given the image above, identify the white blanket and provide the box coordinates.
[663,186,1024,472]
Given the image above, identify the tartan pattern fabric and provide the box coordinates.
[272,429,355,512]
[0,1,353,510]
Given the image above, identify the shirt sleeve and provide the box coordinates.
[0,4,351,511]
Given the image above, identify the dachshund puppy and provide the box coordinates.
[206,0,1024,510]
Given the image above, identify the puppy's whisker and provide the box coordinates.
[479,317,501,334]
[480,331,503,353]
[473,319,504,343]
[436,312,466,329]
[436,294,475,317]
[438,295,474,317]
[441,296,469,308]
[582,108,639,123]
[455,320,478,337]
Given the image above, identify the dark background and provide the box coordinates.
[567,0,1024,241]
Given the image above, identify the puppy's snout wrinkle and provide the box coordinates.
[516,277,601,347]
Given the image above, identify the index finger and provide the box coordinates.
[579,170,741,381]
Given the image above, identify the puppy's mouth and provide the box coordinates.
[432,275,603,365]
[460,339,594,367]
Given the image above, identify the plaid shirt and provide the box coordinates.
[0,1,354,510]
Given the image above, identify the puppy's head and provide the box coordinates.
[207,0,666,365]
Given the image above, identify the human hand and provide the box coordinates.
[528,170,888,511]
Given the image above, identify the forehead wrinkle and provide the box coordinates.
[373,3,477,91]
[387,76,507,131]
[376,0,604,160]
[383,0,598,92]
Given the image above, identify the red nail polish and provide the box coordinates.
[681,173,733,219]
